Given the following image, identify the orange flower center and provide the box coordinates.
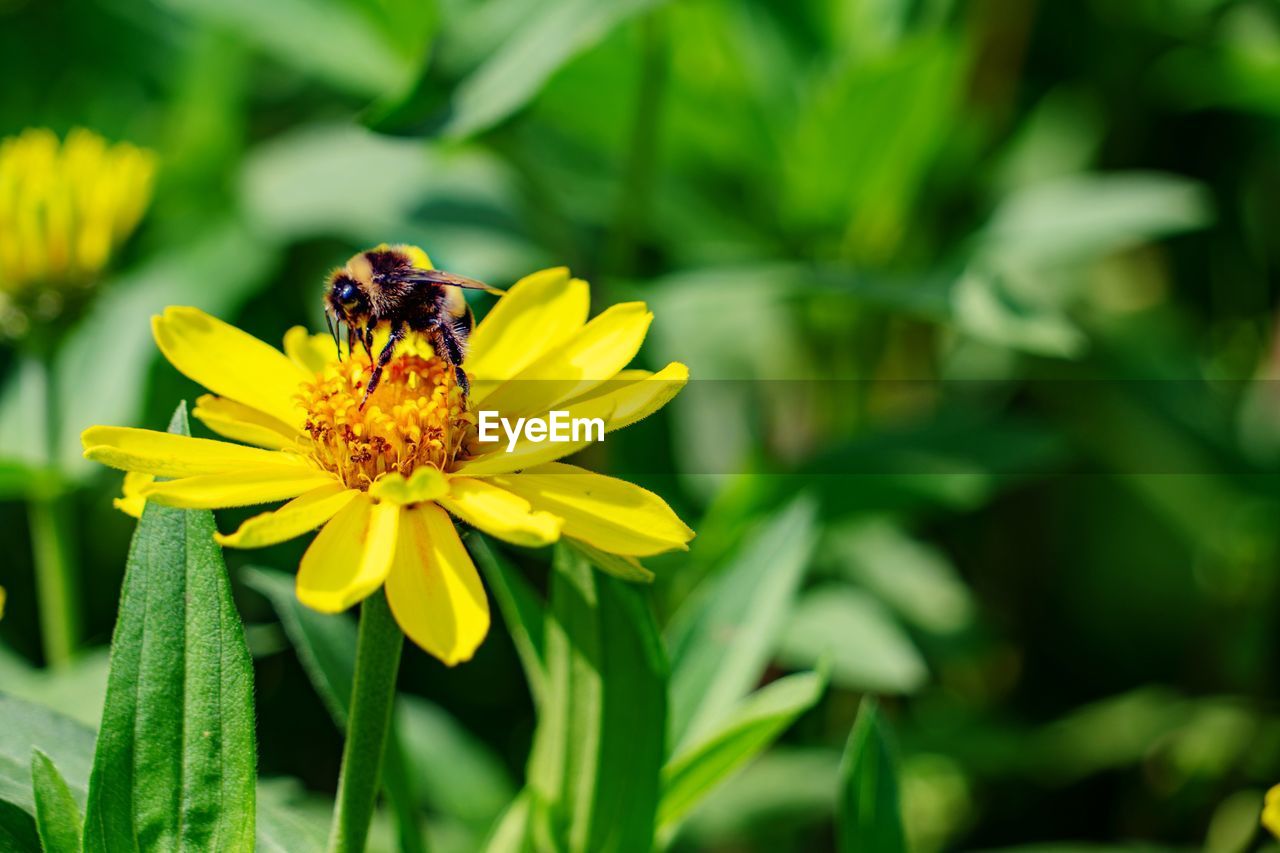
[299,350,473,490]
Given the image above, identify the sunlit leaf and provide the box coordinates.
[82,403,257,852]
[527,544,667,852]
[667,497,818,751]
[658,669,826,837]
[30,750,82,853]
[467,535,548,707]
[439,0,669,139]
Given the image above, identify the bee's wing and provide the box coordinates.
[405,269,506,295]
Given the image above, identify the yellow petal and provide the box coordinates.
[368,467,448,506]
[451,405,611,478]
[455,364,687,479]
[385,504,489,665]
[82,426,303,477]
[140,466,337,509]
[283,325,334,374]
[468,268,589,389]
[215,483,358,548]
[297,495,398,613]
[439,477,562,547]
[152,306,310,429]
[480,302,652,416]
[560,362,688,432]
[193,395,303,451]
[489,462,694,557]
[113,470,154,518]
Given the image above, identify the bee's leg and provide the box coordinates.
[363,324,374,359]
[429,321,470,397]
[360,323,405,410]
[325,312,342,361]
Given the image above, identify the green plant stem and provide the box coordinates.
[328,590,405,853]
[30,350,79,667]
[30,485,79,667]
[383,731,428,853]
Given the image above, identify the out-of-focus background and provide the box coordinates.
[3,0,1280,849]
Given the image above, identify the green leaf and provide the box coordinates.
[0,459,37,500]
[527,544,667,853]
[667,497,818,751]
[838,700,907,853]
[978,172,1212,266]
[777,587,928,694]
[0,693,316,853]
[467,536,548,708]
[675,747,841,844]
[155,0,428,98]
[243,566,515,828]
[0,647,111,729]
[564,538,654,583]
[440,0,668,138]
[82,403,257,852]
[825,520,974,635]
[0,798,40,853]
[30,750,82,853]
[481,790,532,853]
[238,125,541,282]
[658,670,826,837]
[240,566,358,726]
[0,694,94,818]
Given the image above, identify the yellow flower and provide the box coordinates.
[82,260,693,664]
[1265,784,1280,839]
[0,128,156,337]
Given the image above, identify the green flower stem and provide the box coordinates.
[328,589,405,853]
[29,483,79,667]
[30,349,79,667]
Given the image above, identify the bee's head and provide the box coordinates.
[326,273,369,323]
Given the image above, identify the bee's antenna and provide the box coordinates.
[325,310,342,361]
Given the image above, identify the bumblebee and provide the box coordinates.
[324,244,500,408]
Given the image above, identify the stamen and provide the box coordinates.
[299,346,473,490]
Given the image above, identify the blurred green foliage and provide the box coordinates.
[4,0,1280,849]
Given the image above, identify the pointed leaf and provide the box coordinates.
[838,700,906,853]
[667,497,818,750]
[527,544,667,852]
[440,0,670,138]
[565,539,654,584]
[467,536,548,707]
[31,751,82,853]
[82,403,257,852]
[658,670,826,836]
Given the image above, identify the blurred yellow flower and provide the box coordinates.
[0,127,156,337]
[83,258,692,664]
[1264,784,1280,839]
